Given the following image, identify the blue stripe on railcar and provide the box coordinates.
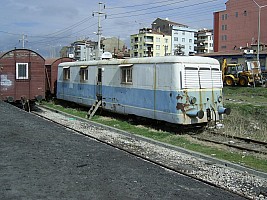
[57,81,224,124]
[57,82,97,105]
[103,85,184,123]
[102,85,177,112]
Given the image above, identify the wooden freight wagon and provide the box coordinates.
[45,57,74,98]
[0,49,45,107]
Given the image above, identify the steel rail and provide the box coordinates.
[208,130,267,146]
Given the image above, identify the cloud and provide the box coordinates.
[0,0,227,57]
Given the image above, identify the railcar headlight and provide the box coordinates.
[189,96,197,104]
[217,96,223,103]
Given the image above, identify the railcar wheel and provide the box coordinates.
[225,77,234,86]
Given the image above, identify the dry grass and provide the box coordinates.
[222,87,267,141]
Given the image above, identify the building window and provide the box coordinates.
[156,37,160,42]
[156,53,160,56]
[221,46,227,49]
[63,67,70,80]
[222,14,228,20]
[182,38,185,42]
[156,45,160,50]
[189,39,192,43]
[80,66,88,82]
[244,10,247,16]
[222,25,227,30]
[16,63,28,79]
[174,37,178,41]
[139,53,142,57]
[182,31,185,35]
[235,12,238,17]
[221,35,227,41]
[165,38,168,43]
[139,37,142,42]
[121,66,132,84]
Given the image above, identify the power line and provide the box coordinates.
[107,0,219,19]
[106,0,180,9]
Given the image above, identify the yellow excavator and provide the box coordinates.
[222,59,263,86]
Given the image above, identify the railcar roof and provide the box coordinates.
[58,56,219,67]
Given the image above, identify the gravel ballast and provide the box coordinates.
[35,106,267,200]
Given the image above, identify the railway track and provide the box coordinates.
[26,104,267,200]
[33,103,267,157]
[192,131,267,156]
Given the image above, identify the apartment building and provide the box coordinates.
[67,40,97,61]
[130,28,171,58]
[195,29,214,54]
[152,18,197,56]
[214,0,267,53]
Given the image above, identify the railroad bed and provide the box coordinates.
[0,100,266,199]
[32,105,267,200]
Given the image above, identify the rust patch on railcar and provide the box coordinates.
[176,91,190,113]
[176,103,185,112]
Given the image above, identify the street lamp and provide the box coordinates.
[252,0,267,61]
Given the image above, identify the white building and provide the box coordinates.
[195,29,214,54]
[130,28,171,58]
[152,18,197,56]
[68,40,97,61]
[172,26,197,56]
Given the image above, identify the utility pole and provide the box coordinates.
[19,34,28,49]
[93,2,107,60]
[118,36,120,52]
[252,0,267,61]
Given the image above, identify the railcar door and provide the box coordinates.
[96,67,102,100]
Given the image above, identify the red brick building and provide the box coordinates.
[214,0,267,52]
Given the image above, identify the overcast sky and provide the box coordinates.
[0,0,227,57]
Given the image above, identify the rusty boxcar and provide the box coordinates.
[0,49,45,108]
[45,57,74,98]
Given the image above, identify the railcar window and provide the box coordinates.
[16,63,28,79]
[80,66,88,82]
[121,67,132,84]
[199,67,210,70]
[63,67,70,80]
[185,67,198,70]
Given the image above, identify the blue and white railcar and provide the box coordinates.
[57,56,230,125]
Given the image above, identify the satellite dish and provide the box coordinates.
[101,52,112,60]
